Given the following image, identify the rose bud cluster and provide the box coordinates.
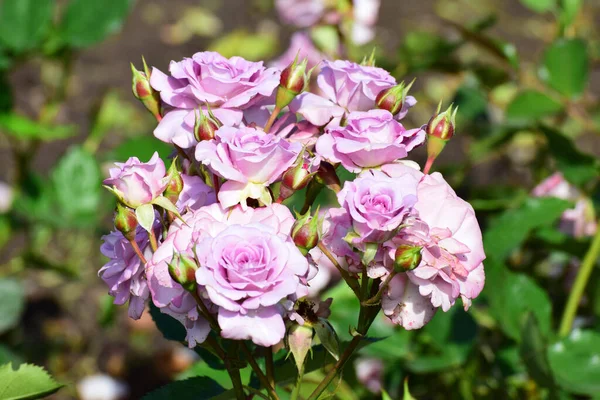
[100,49,485,377]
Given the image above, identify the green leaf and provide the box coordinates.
[0,345,23,366]
[136,203,155,233]
[519,313,556,388]
[0,113,76,141]
[108,136,173,164]
[559,0,582,28]
[0,279,25,334]
[178,362,251,390]
[547,330,600,395]
[0,363,63,400]
[60,0,133,48]
[520,0,556,13]
[484,197,572,261]
[0,0,54,52]
[209,30,277,61]
[142,376,226,400]
[314,318,340,361]
[505,90,563,122]
[540,126,600,187]
[152,196,181,218]
[50,146,102,227]
[403,379,417,400]
[539,39,588,98]
[149,303,186,342]
[485,261,552,341]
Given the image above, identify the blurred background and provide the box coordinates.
[0,0,599,399]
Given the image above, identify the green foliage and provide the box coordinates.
[209,30,278,61]
[520,0,556,13]
[547,330,600,395]
[539,39,588,98]
[108,136,173,164]
[0,279,25,334]
[0,0,54,53]
[0,113,77,141]
[519,313,556,389]
[142,376,226,400]
[149,303,187,342]
[0,363,63,400]
[59,0,133,48]
[484,197,572,261]
[505,90,563,122]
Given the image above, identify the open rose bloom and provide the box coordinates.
[100,48,485,398]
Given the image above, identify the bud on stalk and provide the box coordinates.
[276,55,312,109]
[164,157,184,204]
[291,208,321,255]
[279,151,320,201]
[114,202,138,241]
[375,79,415,117]
[131,57,162,121]
[393,244,422,272]
[168,252,199,292]
[194,107,221,142]
[424,102,457,174]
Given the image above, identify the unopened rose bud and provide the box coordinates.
[287,323,314,371]
[292,208,321,255]
[131,57,161,121]
[164,158,184,204]
[280,152,320,201]
[168,252,199,292]
[393,244,422,272]
[194,107,221,142]
[276,55,313,109]
[426,102,457,141]
[114,202,138,241]
[375,79,415,116]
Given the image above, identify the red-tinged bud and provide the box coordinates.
[426,102,457,141]
[168,252,199,292]
[131,57,161,120]
[376,79,415,116]
[194,107,221,142]
[280,151,320,201]
[315,162,341,193]
[394,245,422,272]
[164,157,184,204]
[276,55,313,109]
[114,202,138,241]
[291,208,321,255]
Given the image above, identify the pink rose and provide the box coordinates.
[338,167,421,243]
[103,152,168,208]
[195,125,301,209]
[316,109,425,172]
[176,174,216,212]
[99,227,151,320]
[381,273,437,330]
[276,0,326,27]
[382,172,485,329]
[150,52,280,148]
[290,60,396,126]
[532,172,597,238]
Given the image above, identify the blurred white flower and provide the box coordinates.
[77,374,129,400]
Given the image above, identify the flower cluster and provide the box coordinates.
[101,49,485,352]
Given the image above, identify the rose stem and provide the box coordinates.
[128,239,147,264]
[265,346,275,390]
[559,220,600,337]
[148,230,159,252]
[241,343,280,400]
[263,106,281,133]
[317,242,361,298]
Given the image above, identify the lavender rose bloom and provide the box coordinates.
[317,109,425,172]
[290,60,396,126]
[338,167,421,243]
[276,0,325,28]
[176,174,216,212]
[99,227,151,320]
[195,126,301,209]
[150,52,280,148]
[103,152,168,208]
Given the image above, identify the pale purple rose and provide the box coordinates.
[192,204,309,346]
[271,32,326,71]
[532,172,597,238]
[150,52,280,148]
[290,60,396,126]
[195,125,301,209]
[382,172,485,329]
[176,174,216,212]
[351,0,380,45]
[316,109,425,172]
[337,168,421,243]
[381,273,437,330]
[103,152,168,208]
[276,0,325,28]
[99,227,151,320]
[355,357,384,394]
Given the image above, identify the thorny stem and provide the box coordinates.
[128,238,147,264]
[241,343,280,400]
[559,220,600,337]
[264,106,281,133]
[266,346,275,390]
[317,242,361,298]
[148,230,159,252]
